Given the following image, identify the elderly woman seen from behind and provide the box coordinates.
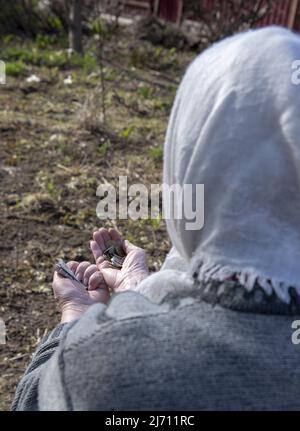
[12,26,300,411]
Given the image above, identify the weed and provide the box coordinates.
[46,180,57,197]
[98,140,111,156]
[35,34,64,49]
[150,214,162,230]
[137,85,154,99]
[5,61,26,76]
[148,146,163,163]
[122,125,134,140]
[70,53,98,72]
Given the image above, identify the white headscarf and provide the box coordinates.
[139,26,300,305]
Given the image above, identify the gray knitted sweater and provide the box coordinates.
[11,280,300,411]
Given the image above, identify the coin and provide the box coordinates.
[103,240,126,268]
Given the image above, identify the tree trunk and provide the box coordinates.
[68,0,82,54]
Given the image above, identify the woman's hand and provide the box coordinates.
[90,227,149,293]
[52,261,110,323]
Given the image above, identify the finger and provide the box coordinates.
[97,259,111,270]
[90,239,102,261]
[90,240,108,267]
[66,261,79,274]
[98,227,110,248]
[83,264,98,285]
[53,271,61,283]
[89,285,110,304]
[93,230,105,252]
[88,271,107,291]
[101,267,119,290]
[53,270,74,283]
[75,261,91,282]
[52,271,60,298]
[52,271,74,297]
[92,229,105,250]
[108,228,123,246]
[95,255,106,267]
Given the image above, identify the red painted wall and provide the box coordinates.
[157,0,182,23]
[121,0,300,30]
[189,0,298,29]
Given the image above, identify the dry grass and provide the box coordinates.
[0,23,195,410]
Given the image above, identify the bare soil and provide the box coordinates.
[0,25,195,409]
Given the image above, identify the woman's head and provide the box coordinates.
[163,26,300,302]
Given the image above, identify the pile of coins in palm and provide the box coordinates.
[103,240,126,269]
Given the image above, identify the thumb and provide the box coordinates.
[123,239,139,254]
[101,267,118,289]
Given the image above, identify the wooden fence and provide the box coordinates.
[121,0,300,30]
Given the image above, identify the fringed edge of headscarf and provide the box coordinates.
[190,256,300,305]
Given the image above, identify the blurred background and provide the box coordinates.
[0,0,299,410]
